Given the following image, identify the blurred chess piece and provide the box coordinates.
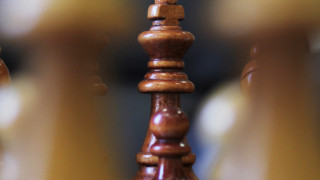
[0,51,10,86]
[209,43,320,180]
[0,0,128,179]
[194,80,246,180]
[200,1,320,179]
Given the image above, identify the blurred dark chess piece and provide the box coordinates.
[0,48,10,86]
[135,0,198,179]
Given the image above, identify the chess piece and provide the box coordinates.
[0,34,117,180]
[150,106,190,180]
[210,0,320,179]
[0,1,125,179]
[43,34,114,180]
[135,0,198,179]
[193,80,245,180]
[210,40,320,180]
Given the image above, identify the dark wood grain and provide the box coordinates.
[135,0,198,179]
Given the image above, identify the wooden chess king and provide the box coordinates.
[135,0,198,179]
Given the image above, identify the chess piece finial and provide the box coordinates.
[135,0,198,179]
[0,48,10,86]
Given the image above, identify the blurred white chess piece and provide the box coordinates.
[0,0,131,179]
[201,1,320,179]
[194,81,248,180]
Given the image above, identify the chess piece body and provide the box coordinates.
[135,0,198,179]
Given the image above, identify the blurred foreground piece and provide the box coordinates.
[43,33,113,180]
[0,1,122,179]
[213,37,320,180]
[0,49,10,85]
[0,34,117,180]
[211,0,320,179]
[135,0,198,179]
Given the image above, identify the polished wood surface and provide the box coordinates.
[150,105,191,180]
[135,0,198,179]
